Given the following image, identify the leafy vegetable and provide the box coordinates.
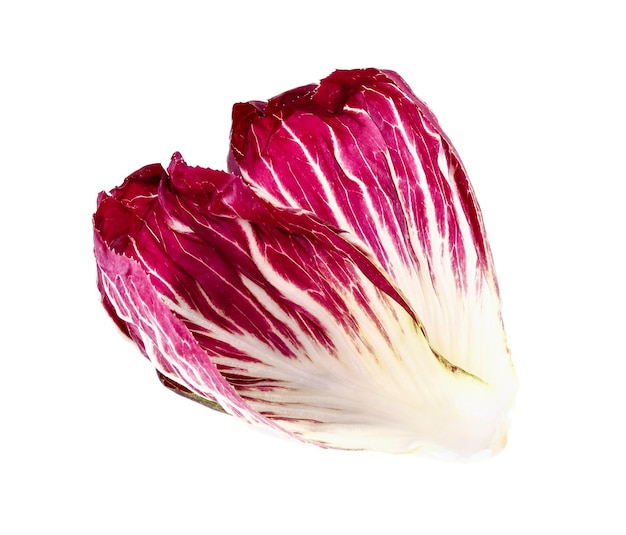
[94,68,517,459]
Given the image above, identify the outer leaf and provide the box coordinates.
[94,152,511,457]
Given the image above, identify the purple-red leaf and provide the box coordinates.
[230,69,515,407]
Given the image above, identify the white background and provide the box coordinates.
[2,1,624,533]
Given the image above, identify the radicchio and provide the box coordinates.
[94,68,517,459]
